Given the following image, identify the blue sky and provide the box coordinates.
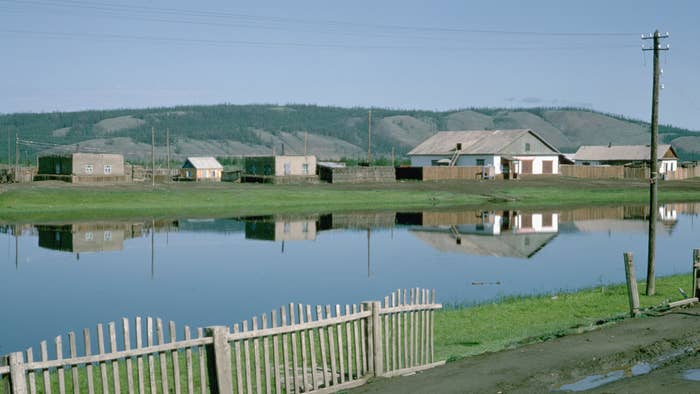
[1,0,699,129]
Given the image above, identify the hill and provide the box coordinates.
[1,104,699,164]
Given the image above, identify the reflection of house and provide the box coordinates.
[245,155,317,177]
[574,145,678,173]
[180,157,223,181]
[406,211,559,259]
[36,153,127,183]
[244,217,317,241]
[37,223,127,252]
[407,129,560,176]
[572,205,678,234]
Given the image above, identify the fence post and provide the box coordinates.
[1,355,10,393]
[205,326,234,394]
[693,249,700,299]
[361,302,375,376]
[9,352,27,394]
[370,301,384,377]
[623,252,640,317]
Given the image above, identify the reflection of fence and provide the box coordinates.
[0,289,442,393]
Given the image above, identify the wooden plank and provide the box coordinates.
[668,297,699,308]
[205,326,233,394]
[261,314,272,394]
[410,289,416,367]
[316,306,330,389]
[83,329,94,394]
[184,327,194,394]
[325,305,337,386]
[197,328,206,394]
[134,318,144,394]
[360,304,367,376]
[9,352,27,394]
[252,317,262,394]
[422,290,427,364]
[431,289,436,363]
[156,319,169,394]
[56,336,66,394]
[391,293,398,371]
[170,321,182,394]
[624,253,641,317]
[298,305,309,392]
[107,323,120,394]
[147,318,156,394]
[306,305,319,390]
[396,290,403,370]
[271,310,282,394]
[26,348,36,394]
[225,311,371,340]
[232,324,244,394]
[383,297,389,372]
[243,320,253,394]
[403,289,408,369]
[370,301,383,377]
[377,304,443,315]
[122,319,134,394]
[289,304,300,393]
[280,308,292,394]
[335,305,345,384]
[352,305,361,379]
[68,333,79,394]
[96,325,108,394]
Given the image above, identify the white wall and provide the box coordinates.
[660,159,677,173]
[513,155,559,174]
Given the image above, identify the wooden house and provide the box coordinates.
[574,144,679,173]
[407,129,561,177]
[244,155,317,177]
[36,153,126,183]
[180,157,223,181]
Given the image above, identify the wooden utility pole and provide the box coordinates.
[642,30,669,295]
[391,147,395,167]
[7,128,10,167]
[166,128,171,182]
[14,133,19,183]
[367,109,372,165]
[304,131,308,156]
[151,127,155,188]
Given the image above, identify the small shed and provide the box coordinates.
[180,157,223,181]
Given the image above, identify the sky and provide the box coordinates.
[1,0,699,129]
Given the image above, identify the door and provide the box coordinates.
[542,160,553,174]
[521,160,533,174]
[284,163,291,175]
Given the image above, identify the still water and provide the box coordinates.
[1,203,698,354]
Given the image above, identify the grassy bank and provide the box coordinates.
[1,177,700,222]
[435,274,690,361]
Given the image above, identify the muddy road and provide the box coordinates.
[352,305,700,393]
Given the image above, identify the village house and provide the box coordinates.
[36,153,126,183]
[407,129,561,177]
[244,155,317,177]
[180,157,223,181]
[574,144,679,173]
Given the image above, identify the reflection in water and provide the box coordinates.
[1,202,699,355]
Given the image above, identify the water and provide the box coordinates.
[1,203,698,354]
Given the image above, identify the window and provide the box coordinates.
[302,163,309,174]
[104,164,112,175]
[85,232,94,241]
[84,164,94,174]
[525,143,531,152]
[476,159,485,166]
[104,231,112,241]
[186,170,192,178]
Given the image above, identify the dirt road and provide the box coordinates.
[352,306,700,393]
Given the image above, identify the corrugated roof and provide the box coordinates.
[574,145,675,161]
[184,157,223,169]
[407,129,558,155]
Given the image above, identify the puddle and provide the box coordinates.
[682,369,700,381]
[554,348,694,392]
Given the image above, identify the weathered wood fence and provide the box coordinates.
[0,289,442,394]
[560,164,700,180]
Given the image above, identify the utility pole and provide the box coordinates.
[7,129,10,167]
[391,147,395,167]
[304,131,308,156]
[166,128,171,182]
[151,126,155,188]
[367,109,372,165]
[14,133,19,183]
[642,30,670,296]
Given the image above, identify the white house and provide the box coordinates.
[574,144,679,173]
[407,129,561,177]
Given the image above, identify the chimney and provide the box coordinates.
[608,142,612,148]
[456,143,462,151]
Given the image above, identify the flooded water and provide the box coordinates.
[1,203,699,354]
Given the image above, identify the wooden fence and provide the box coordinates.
[0,289,442,394]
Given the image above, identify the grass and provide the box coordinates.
[434,274,690,361]
[1,177,700,222]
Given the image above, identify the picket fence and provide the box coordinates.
[0,289,442,394]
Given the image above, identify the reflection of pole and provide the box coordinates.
[367,228,371,278]
[281,241,285,254]
[166,128,171,182]
[151,219,155,280]
[15,226,18,270]
[151,127,155,188]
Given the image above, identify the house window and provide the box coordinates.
[186,170,192,178]
[84,164,94,174]
[104,231,112,241]
[525,143,531,152]
[85,232,94,241]
[302,163,309,174]
[104,164,112,175]
[476,159,485,166]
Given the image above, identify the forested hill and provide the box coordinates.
[1,104,699,163]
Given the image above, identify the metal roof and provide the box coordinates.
[183,157,223,169]
[574,145,676,161]
[407,129,559,156]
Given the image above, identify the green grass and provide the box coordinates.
[434,274,690,361]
